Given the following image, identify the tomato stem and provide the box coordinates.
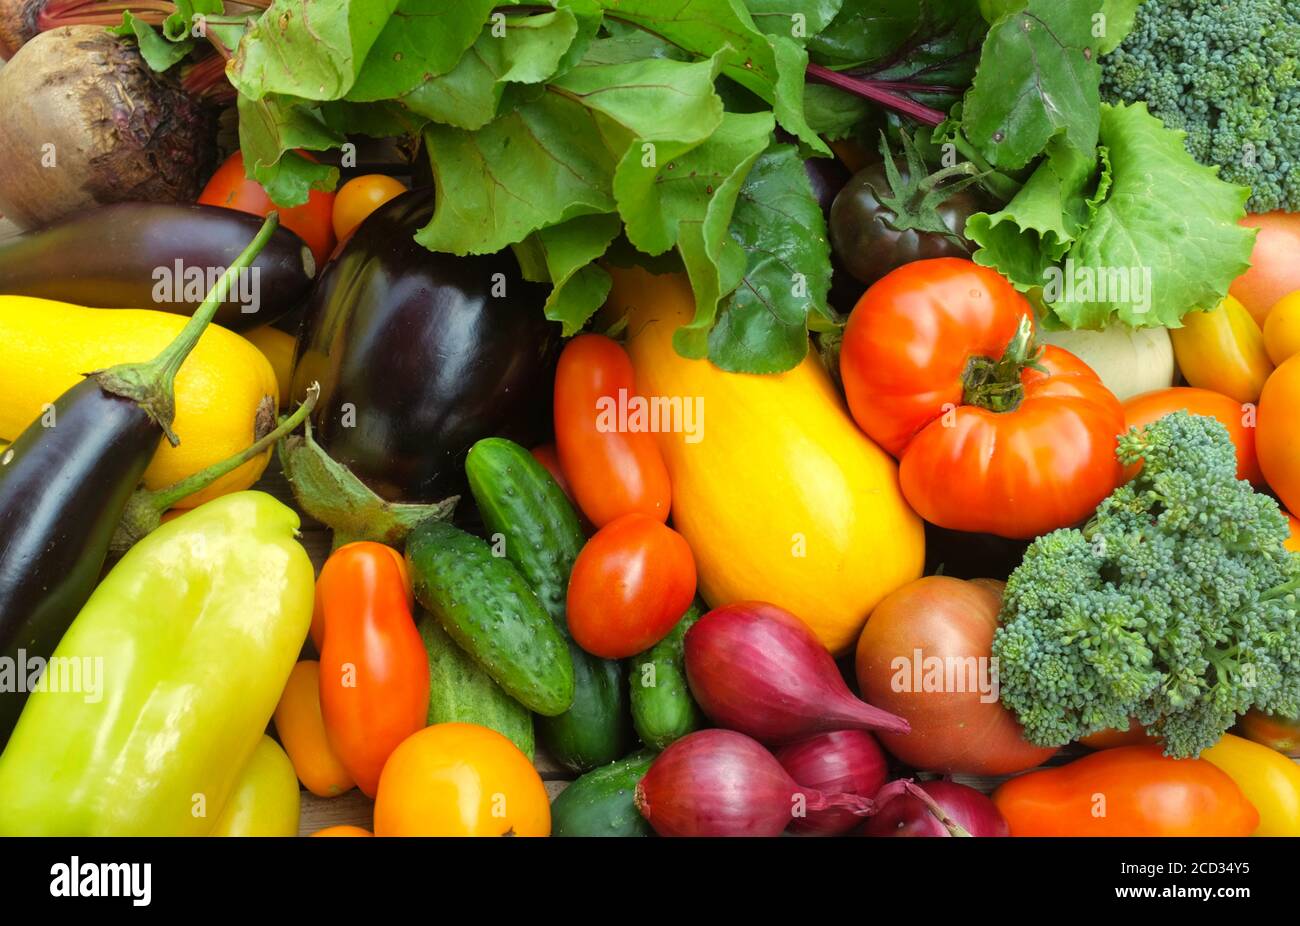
[961,315,1041,414]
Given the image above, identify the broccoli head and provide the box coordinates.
[1100,0,1300,214]
[993,411,1300,758]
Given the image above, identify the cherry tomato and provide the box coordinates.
[316,542,428,797]
[567,513,696,659]
[374,723,550,836]
[199,150,336,269]
[840,258,1125,539]
[1123,387,1262,485]
[554,334,671,528]
[332,174,407,242]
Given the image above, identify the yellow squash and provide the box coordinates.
[614,267,924,654]
[0,296,277,507]
[242,324,298,408]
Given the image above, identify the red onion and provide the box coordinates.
[684,601,910,743]
[634,729,875,837]
[862,779,1009,838]
[776,731,889,836]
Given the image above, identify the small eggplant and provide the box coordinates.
[0,215,279,744]
[291,188,560,505]
[0,203,315,329]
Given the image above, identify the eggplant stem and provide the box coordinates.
[91,214,279,445]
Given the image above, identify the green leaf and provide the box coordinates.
[417,53,731,255]
[516,214,624,333]
[230,0,401,101]
[807,0,976,68]
[110,12,194,72]
[577,30,691,65]
[1044,103,1255,330]
[801,83,870,140]
[968,137,1103,287]
[400,9,583,130]
[744,0,843,41]
[319,100,429,138]
[706,143,832,372]
[346,0,498,101]
[1098,0,1140,55]
[237,94,343,206]
[961,0,1102,170]
[163,0,225,43]
[595,0,827,154]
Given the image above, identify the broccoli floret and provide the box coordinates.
[993,412,1300,758]
[1100,0,1300,214]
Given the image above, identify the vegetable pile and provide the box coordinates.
[1,0,1300,845]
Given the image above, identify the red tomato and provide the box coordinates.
[1123,387,1262,485]
[199,150,336,270]
[566,514,696,658]
[332,174,407,242]
[316,542,429,798]
[840,258,1125,539]
[554,334,672,527]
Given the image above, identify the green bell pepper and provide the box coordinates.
[0,491,314,835]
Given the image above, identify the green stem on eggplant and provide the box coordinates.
[91,213,279,446]
[109,381,321,554]
[278,416,459,551]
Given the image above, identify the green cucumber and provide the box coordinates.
[550,750,656,837]
[629,604,705,750]
[418,613,534,760]
[405,519,574,716]
[465,438,631,772]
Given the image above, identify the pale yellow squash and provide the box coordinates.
[0,296,278,506]
[614,267,925,654]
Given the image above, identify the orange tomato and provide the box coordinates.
[373,723,550,837]
[273,661,355,798]
[1264,291,1300,366]
[1258,354,1300,516]
[310,541,410,653]
[993,745,1258,836]
[1230,212,1300,326]
[199,150,336,270]
[311,825,373,837]
[1077,717,1158,750]
[566,513,697,659]
[331,174,407,242]
[1286,512,1300,553]
[554,334,672,528]
[316,542,428,797]
[1122,387,1262,485]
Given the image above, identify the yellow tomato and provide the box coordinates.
[210,736,301,837]
[614,266,925,655]
[1286,512,1300,553]
[312,825,373,837]
[1201,733,1300,836]
[332,175,408,241]
[0,296,277,506]
[373,723,550,837]
[1264,291,1300,366]
[1170,295,1274,404]
[273,661,355,798]
[242,325,298,408]
[1258,354,1300,515]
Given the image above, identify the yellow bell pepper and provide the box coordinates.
[210,736,301,837]
[1201,733,1300,836]
[1170,295,1275,404]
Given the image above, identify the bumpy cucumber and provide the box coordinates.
[550,750,656,837]
[419,613,534,760]
[405,519,574,716]
[465,438,631,771]
[629,604,705,750]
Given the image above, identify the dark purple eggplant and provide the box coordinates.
[291,188,560,503]
[0,203,315,329]
[0,215,278,744]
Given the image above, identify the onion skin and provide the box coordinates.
[635,729,874,837]
[776,731,889,836]
[684,601,910,744]
[0,27,216,229]
[862,779,1009,838]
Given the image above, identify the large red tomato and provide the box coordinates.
[839,258,1125,539]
